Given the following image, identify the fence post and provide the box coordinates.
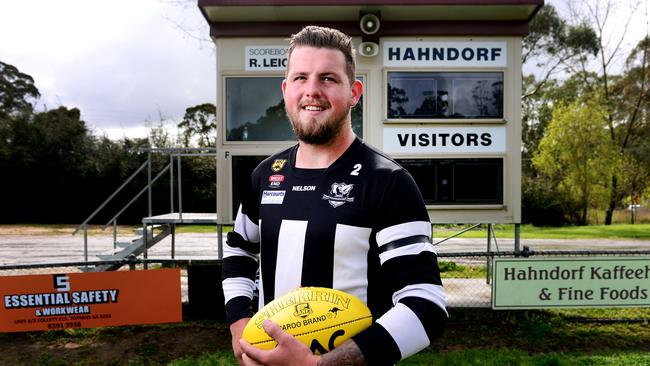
[83,223,88,264]
[486,224,492,284]
[170,153,174,213]
[143,223,148,270]
[147,152,152,218]
[113,220,117,250]
[514,223,521,254]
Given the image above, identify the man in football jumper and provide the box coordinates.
[223,25,447,366]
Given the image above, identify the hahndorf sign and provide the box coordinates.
[492,257,650,309]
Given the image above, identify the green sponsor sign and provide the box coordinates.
[492,257,650,309]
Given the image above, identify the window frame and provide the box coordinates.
[221,72,368,145]
[396,157,506,209]
[383,68,507,124]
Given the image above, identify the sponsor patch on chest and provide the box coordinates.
[261,190,286,204]
[292,185,316,192]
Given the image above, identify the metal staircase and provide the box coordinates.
[91,225,172,271]
[73,147,218,271]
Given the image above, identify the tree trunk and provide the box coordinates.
[604,174,618,225]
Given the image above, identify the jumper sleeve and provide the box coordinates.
[352,169,447,365]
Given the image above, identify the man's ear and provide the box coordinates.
[350,79,363,107]
[281,79,287,97]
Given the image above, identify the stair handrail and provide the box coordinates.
[75,147,218,266]
[72,159,150,235]
[101,162,171,230]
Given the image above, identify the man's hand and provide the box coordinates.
[239,319,320,366]
[230,317,251,365]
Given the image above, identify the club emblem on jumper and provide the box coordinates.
[322,182,355,208]
[294,303,313,318]
[271,159,287,172]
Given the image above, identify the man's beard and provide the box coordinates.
[287,106,350,145]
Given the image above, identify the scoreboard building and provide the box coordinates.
[198,0,543,225]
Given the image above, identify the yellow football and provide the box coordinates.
[242,287,373,354]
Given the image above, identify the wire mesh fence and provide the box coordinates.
[1,250,649,322]
[438,250,650,321]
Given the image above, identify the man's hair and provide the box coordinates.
[287,25,356,84]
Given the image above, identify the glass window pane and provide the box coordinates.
[226,77,293,141]
[397,158,503,205]
[388,72,503,119]
[226,77,364,141]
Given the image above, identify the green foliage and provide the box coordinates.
[178,103,217,147]
[521,174,569,226]
[0,61,40,117]
[170,352,237,366]
[402,350,650,366]
[435,223,650,239]
[533,99,619,224]
[438,260,486,279]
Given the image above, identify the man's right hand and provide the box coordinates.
[230,317,251,365]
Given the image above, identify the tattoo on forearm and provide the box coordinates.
[318,340,366,366]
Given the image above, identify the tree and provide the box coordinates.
[522,4,599,100]
[562,0,649,224]
[533,99,619,224]
[0,61,40,118]
[521,3,599,177]
[177,103,217,147]
[522,2,649,225]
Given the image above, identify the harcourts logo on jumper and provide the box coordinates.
[261,190,286,205]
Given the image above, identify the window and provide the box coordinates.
[226,77,291,141]
[387,72,503,120]
[226,77,364,141]
[397,158,503,205]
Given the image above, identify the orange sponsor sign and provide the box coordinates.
[0,269,182,333]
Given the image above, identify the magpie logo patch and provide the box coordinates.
[261,190,286,204]
[322,183,355,208]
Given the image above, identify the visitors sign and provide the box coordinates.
[492,257,650,309]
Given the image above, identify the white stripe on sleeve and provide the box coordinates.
[378,242,436,265]
[223,277,256,304]
[223,242,258,261]
[376,302,430,359]
[376,221,431,247]
[393,283,448,316]
[234,205,260,243]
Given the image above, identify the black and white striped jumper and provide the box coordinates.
[222,137,447,365]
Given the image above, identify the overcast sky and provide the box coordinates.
[0,0,215,140]
[1,1,647,140]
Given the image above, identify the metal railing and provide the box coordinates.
[73,147,217,263]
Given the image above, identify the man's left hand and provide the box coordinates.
[239,319,320,366]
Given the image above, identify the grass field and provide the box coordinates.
[5,308,648,366]
[172,223,650,240]
[435,223,650,240]
[4,222,649,240]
